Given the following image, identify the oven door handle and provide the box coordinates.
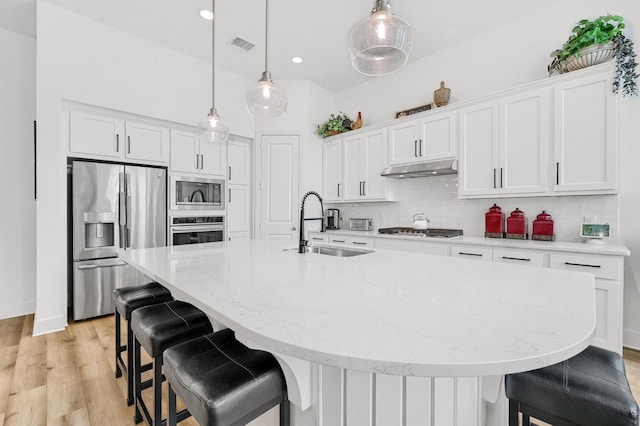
[170,225,224,233]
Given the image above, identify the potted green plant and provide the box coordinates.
[316,112,352,139]
[548,14,638,96]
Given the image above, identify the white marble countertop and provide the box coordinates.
[118,239,595,377]
[315,229,630,256]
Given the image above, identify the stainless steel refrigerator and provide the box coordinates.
[70,160,166,320]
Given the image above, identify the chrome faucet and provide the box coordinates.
[299,191,324,253]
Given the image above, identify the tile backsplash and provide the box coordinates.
[327,175,619,242]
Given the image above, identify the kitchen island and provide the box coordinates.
[118,239,595,426]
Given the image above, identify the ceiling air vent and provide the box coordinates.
[228,37,255,53]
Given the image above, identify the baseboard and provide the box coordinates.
[32,314,67,336]
[0,301,36,321]
[624,328,640,350]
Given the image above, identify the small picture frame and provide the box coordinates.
[395,102,436,119]
[580,223,610,239]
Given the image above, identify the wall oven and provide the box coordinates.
[170,176,224,210]
[170,215,224,246]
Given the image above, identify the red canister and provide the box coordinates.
[506,208,528,240]
[532,210,555,241]
[485,204,504,238]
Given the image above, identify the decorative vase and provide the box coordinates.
[434,81,451,107]
[566,42,615,72]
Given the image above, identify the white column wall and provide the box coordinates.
[35,1,255,334]
[0,28,36,320]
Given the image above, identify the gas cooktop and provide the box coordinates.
[378,227,463,238]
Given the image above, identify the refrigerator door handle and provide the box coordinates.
[118,172,127,249]
[125,173,132,248]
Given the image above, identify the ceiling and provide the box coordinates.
[1,0,555,92]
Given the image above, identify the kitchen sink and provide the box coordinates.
[306,245,372,257]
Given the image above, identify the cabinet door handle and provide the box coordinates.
[228,166,231,180]
[414,140,418,157]
[337,183,340,197]
[228,188,231,203]
[500,167,504,188]
[195,154,199,170]
[200,154,204,169]
[564,262,601,268]
[362,181,366,196]
[419,139,423,157]
[502,256,531,262]
[359,181,363,196]
[116,134,120,152]
[493,168,497,189]
[556,162,560,185]
[352,241,367,246]
[127,136,131,154]
[458,252,482,257]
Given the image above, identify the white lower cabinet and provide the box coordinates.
[450,245,492,261]
[375,238,448,256]
[328,235,374,248]
[549,252,622,353]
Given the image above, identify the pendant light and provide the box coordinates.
[347,0,412,76]
[197,0,229,143]
[245,0,288,119]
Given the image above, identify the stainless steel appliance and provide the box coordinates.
[349,218,373,231]
[170,215,224,245]
[378,227,463,238]
[70,160,166,320]
[326,208,340,229]
[170,176,224,210]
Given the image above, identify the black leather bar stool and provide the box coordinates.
[131,300,213,426]
[505,345,639,426]
[113,282,174,405]
[163,328,289,426]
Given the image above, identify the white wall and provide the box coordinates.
[334,0,640,348]
[0,28,36,319]
[35,1,255,334]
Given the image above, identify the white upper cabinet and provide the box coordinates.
[553,73,617,193]
[69,110,125,159]
[343,129,388,201]
[227,139,250,185]
[387,111,456,165]
[69,109,169,165]
[170,128,225,178]
[459,88,548,197]
[322,138,343,202]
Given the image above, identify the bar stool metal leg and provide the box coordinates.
[133,338,143,424]
[115,309,123,379]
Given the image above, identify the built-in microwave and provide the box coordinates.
[170,176,224,210]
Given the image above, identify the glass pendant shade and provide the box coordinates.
[347,1,412,76]
[246,75,288,119]
[197,109,229,144]
[245,0,288,119]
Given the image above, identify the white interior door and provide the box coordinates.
[258,134,300,243]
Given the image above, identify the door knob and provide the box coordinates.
[292,226,297,231]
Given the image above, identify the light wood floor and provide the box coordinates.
[0,314,639,425]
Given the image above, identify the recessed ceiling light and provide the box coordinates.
[291,56,304,64]
[199,9,213,20]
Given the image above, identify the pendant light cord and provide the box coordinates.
[211,0,216,111]
[264,0,270,75]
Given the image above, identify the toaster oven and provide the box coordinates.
[349,218,373,231]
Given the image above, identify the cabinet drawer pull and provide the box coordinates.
[333,239,346,243]
[564,262,601,268]
[502,256,530,262]
[311,237,324,241]
[458,252,482,257]
[352,241,367,245]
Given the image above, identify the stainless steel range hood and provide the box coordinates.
[380,159,458,178]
